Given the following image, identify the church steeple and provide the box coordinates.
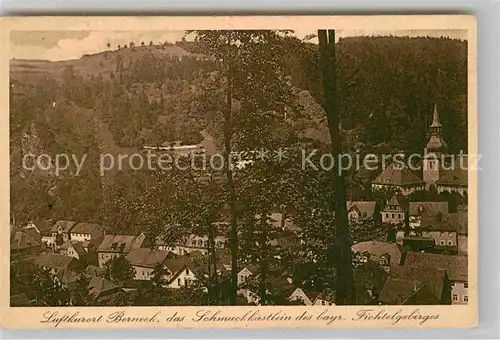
[426,103,448,153]
[431,103,442,128]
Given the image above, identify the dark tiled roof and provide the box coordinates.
[88,277,120,298]
[56,269,81,285]
[401,283,442,305]
[126,248,171,268]
[34,253,75,270]
[97,234,145,253]
[409,202,449,216]
[420,212,466,232]
[372,163,424,187]
[385,265,447,303]
[437,167,468,187]
[379,277,426,305]
[404,252,467,282]
[11,229,41,251]
[71,223,104,237]
[70,241,87,255]
[51,220,77,233]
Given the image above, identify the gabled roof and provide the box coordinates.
[385,265,448,303]
[56,269,81,285]
[126,248,172,268]
[404,252,467,282]
[420,212,464,232]
[385,194,409,210]
[97,234,145,253]
[70,223,104,237]
[69,241,87,255]
[409,202,449,216]
[347,201,377,218]
[289,287,320,302]
[352,241,403,265]
[372,163,424,187]
[437,167,468,187]
[34,253,75,270]
[51,220,76,233]
[401,283,442,305]
[378,277,427,305]
[88,277,120,298]
[11,229,41,251]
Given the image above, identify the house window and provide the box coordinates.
[392,214,395,218]
[453,294,458,301]
[440,240,445,246]
[464,295,468,302]
[397,213,401,218]
[321,300,325,305]
[385,213,388,218]
[177,278,182,286]
[185,268,189,275]
[464,282,468,288]
[448,240,453,246]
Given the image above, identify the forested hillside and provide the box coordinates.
[9,35,467,226]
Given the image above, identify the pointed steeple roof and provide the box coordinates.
[430,103,442,128]
[426,103,448,153]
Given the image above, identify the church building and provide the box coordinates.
[372,104,468,196]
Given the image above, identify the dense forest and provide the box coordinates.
[10,33,467,227]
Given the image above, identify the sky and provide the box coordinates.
[10,29,467,61]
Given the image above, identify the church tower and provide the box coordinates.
[423,103,448,187]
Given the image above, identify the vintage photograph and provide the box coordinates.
[9,23,471,311]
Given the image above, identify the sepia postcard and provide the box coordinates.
[1,15,478,329]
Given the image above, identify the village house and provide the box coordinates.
[347,201,378,222]
[162,255,205,289]
[381,194,408,225]
[237,264,259,286]
[436,164,468,196]
[404,252,468,305]
[371,162,425,196]
[378,265,451,305]
[351,241,403,271]
[408,202,449,228]
[97,234,145,267]
[456,206,468,255]
[24,219,53,246]
[60,240,87,261]
[125,248,175,281]
[34,253,79,275]
[69,223,104,243]
[419,213,460,253]
[372,104,468,196]
[55,268,81,289]
[288,288,319,306]
[51,220,77,246]
[10,226,43,260]
[156,233,226,256]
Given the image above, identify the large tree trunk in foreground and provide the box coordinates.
[318,29,354,305]
[223,69,238,305]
